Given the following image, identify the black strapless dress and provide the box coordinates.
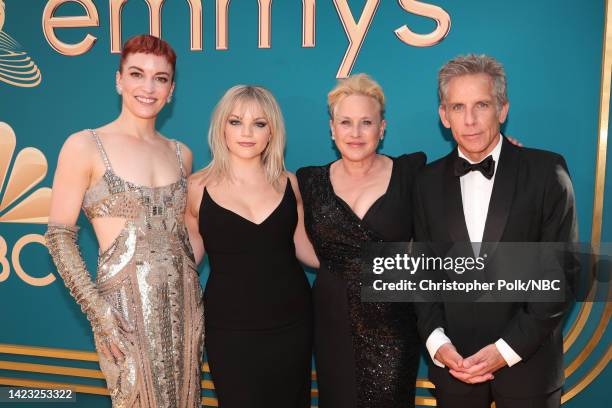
[199,179,312,408]
[297,153,426,408]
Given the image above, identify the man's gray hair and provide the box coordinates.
[438,54,508,108]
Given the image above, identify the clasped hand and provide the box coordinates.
[435,343,507,384]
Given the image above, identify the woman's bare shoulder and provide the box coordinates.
[155,132,191,153]
[59,129,98,160]
[188,168,209,185]
[285,171,298,186]
[175,140,193,156]
[186,169,213,215]
[285,171,303,199]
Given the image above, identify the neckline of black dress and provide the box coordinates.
[326,155,396,223]
[203,178,291,226]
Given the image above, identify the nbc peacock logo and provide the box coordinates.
[0,122,51,223]
[0,0,42,87]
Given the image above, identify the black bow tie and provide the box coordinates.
[454,155,495,179]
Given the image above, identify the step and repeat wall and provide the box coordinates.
[0,0,609,406]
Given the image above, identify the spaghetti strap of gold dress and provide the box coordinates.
[45,129,204,407]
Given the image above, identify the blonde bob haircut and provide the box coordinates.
[202,85,286,189]
[327,73,386,119]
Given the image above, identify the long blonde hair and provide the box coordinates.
[200,85,286,189]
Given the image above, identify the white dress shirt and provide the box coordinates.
[426,135,522,368]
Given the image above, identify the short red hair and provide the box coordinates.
[119,34,177,78]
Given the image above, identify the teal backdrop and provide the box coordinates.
[0,0,609,407]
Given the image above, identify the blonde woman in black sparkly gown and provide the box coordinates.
[297,74,424,407]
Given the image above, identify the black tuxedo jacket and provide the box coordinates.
[413,137,578,397]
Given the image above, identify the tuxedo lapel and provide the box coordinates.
[444,151,471,243]
[482,137,519,247]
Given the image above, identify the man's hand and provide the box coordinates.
[434,343,464,371]
[449,344,506,384]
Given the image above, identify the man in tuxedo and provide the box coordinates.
[413,54,577,408]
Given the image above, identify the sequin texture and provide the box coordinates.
[298,159,422,408]
[80,130,203,407]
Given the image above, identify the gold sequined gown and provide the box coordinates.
[82,130,204,407]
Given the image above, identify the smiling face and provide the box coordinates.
[116,52,175,120]
[330,94,386,163]
[439,73,508,162]
[224,99,271,161]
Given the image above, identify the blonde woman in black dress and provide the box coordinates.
[185,85,318,407]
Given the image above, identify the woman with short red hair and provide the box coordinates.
[45,34,204,407]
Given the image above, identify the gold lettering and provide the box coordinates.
[333,0,380,78]
[302,0,315,47]
[216,0,231,50]
[188,0,203,51]
[258,0,272,48]
[110,1,202,53]
[0,235,9,283]
[42,0,99,56]
[12,234,55,287]
[395,0,451,47]
[110,0,165,53]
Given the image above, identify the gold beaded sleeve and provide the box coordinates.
[44,223,124,339]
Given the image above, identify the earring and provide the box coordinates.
[380,136,384,141]
[331,135,335,141]
[116,85,122,95]
[167,94,173,104]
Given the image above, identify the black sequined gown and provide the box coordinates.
[297,153,426,408]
